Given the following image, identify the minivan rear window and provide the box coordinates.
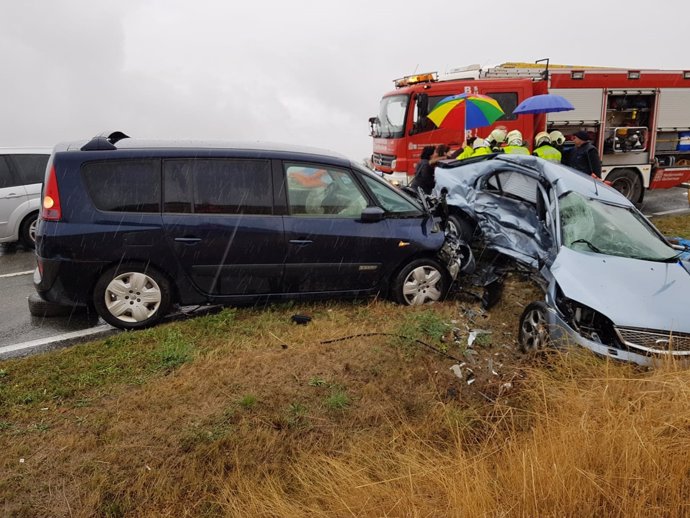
[163,159,273,215]
[82,160,161,212]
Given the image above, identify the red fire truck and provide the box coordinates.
[369,62,690,202]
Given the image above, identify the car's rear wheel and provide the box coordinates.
[93,264,172,330]
[392,258,449,306]
[19,212,38,249]
[518,301,550,352]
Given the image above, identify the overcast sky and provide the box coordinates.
[2,0,688,160]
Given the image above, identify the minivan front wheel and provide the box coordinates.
[392,258,449,306]
[94,265,172,330]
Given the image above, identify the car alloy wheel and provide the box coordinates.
[519,301,550,352]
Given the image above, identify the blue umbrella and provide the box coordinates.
[513,94,574,115]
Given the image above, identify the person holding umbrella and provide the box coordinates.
[566,130,602,178]
[532,131,562,163]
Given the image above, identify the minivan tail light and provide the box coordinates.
[42,165,62,221]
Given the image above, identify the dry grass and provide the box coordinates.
[653,211,690,239]
[1,263,689,516]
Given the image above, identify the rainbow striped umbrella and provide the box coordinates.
[427,93,504,131]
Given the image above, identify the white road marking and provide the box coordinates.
[0,270,34,279]
[0,325,114,358]
[651,208,690,217]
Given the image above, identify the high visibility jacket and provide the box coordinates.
[533,145,562,163]
[472,147,491,157]
[503,145,530,155]
[456,147,475,160]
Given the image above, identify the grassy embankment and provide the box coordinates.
[0,214,688,517]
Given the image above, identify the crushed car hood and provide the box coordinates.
[551,246,690,332]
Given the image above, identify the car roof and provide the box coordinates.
[56,136,350,164]
[0,147,52,155]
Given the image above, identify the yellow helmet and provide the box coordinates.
[506,129,523,146]
[535,131,551,147]
[549,130,565,146]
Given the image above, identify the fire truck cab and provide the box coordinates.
[370,63,690,203]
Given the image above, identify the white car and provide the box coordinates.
[0,148,50,248]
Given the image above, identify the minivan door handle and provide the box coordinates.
[2,193,23,199]
[289,239,313,246]
[174,237,202,244]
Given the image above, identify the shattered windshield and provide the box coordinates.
[377,94,409,138]
[559,192,677,261]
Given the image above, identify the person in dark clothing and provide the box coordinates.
[566,130,602,178]
[409,145,436,194]
[409,144,449,194]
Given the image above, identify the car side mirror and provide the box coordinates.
[360,206,385,222]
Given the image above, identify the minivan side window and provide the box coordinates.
[164,159,273,215]
[360,174,421,215]
[285,163,368,217]
[0,157,15,189]
[11,155,49,185]
[82,160,161,212]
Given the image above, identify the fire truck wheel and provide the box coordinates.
[605,169,642,203]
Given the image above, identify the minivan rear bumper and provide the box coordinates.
[33,256,106,307]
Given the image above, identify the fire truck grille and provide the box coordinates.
[615,327,690,355]
[372,153,396,168]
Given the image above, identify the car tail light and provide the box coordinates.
[42,165,62,221]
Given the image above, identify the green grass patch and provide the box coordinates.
[325,389,350,411]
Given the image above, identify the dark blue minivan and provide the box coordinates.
[33,132,466,329]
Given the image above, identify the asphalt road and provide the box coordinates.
[1,185,688,358]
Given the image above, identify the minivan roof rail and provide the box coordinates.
[81,131,130,151]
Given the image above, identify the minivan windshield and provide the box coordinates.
[560,191,677,261]
[376,94,409,138]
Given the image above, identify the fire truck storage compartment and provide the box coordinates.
[604,90,654,155]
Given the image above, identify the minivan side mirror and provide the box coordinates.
[360,206,385,223]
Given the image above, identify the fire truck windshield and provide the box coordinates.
[377,94,409,138]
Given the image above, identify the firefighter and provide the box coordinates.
[471,138,492,157]
[549,130,566,151]
[486,126,507,152]
[532,131,562,163]
[503,130,530,155]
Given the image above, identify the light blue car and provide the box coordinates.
[434,154,690,366]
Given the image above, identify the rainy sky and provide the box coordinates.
[2,0,688,161]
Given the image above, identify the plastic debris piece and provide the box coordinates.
[468,329,491,347]
[291,314,312,325]
[450,364,463,379]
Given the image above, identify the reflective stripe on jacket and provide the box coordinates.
[533,145,562,163]
[503,146,529,155]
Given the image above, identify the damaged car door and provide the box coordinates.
[473,168,554,267]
